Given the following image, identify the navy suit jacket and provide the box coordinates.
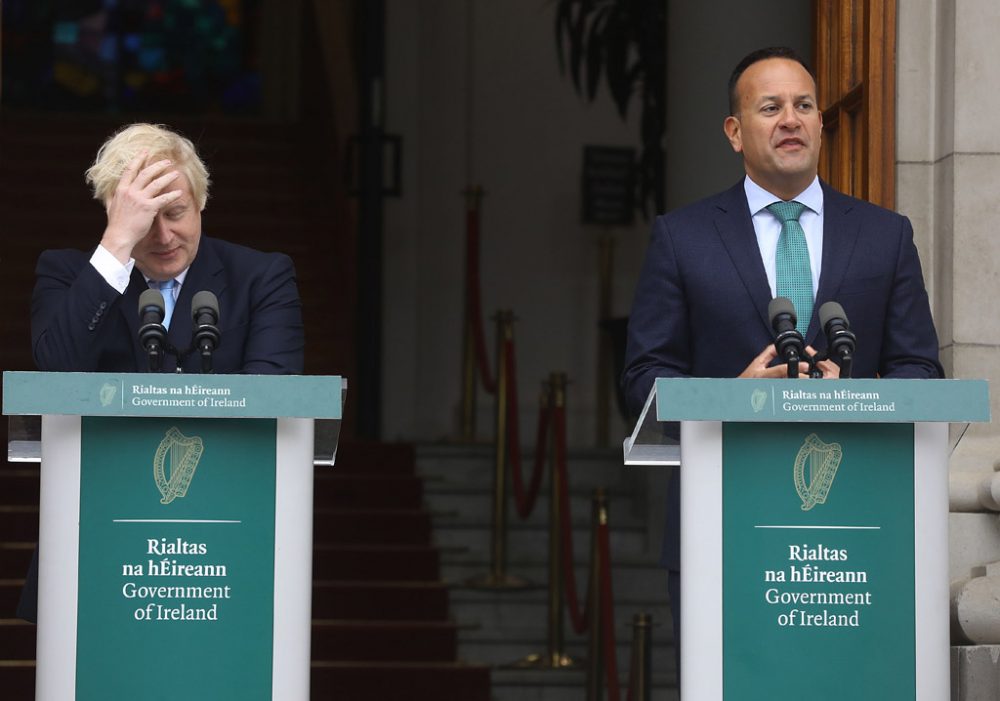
[18,236,304,622]
[31,236,305,374]
[622,179,942,569]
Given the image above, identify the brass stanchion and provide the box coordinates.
[627,613,653,701]
[595,232,614,447]
[460,318,477,441]
[586,488,609,699]
[509,372,578,668]
[460,186,484,441]
[466,311,531,589]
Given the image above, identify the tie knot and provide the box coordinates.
[767,200,807,224]
[152,279,176,293]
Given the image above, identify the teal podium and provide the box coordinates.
[3,371,345,701]
[623,378,990,701]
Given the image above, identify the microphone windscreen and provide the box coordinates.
[818,301,848,328]
[191,291,220,320]
[139,288,165,315]
[768,296,797,326]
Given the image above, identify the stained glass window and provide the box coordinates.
[2,0,261,113]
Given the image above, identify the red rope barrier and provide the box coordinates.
[550,385,624,699]
[599,520,621,701]
[505,339,549,519]
[465,202,496,394]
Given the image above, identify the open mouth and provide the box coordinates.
[776,138,805,149]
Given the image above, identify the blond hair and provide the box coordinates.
[85,123,210,210]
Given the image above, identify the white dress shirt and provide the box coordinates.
[89,244,189,298]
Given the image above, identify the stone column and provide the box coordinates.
[898,3,1000,692]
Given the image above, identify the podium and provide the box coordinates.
[623,377,990,701]
[3,370,345,701]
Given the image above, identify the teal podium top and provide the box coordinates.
[3,371,346,465]
[654,377,989,423]
[623,378,990,466]
[3,371,343,419]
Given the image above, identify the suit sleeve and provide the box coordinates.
[240,253,305,374]
[31,250,127,371]
[878,217,944,379]
[621,216,693,417]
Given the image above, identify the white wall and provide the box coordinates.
[383,0,649,445]
[382,1,812,445]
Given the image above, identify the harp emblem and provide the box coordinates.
[750,388,768,413]
[99,382,117,407]
[793,433,842,511]
[153,427,204,505]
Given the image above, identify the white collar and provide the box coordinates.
[744,175,823,217]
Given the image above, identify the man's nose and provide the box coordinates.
[778,105,802,128]
[149,215,170,242]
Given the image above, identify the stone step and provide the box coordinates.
[449,588,672,639]
[431,520,650,561]
[460,634,675,684]
[423,486,643,531]
[416,445,633,491]
[443,561,668,604]
[491,668,678,701]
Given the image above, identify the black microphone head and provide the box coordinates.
[139,288,165,316]
[191,291,220,321]
[768,296,797,327]
[818,301,848,329]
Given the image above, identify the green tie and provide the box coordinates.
[768,200,812,335]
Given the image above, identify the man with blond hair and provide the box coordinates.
[20,123,304,620]
[31,122,304,374]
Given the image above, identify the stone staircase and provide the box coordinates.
[416,443,679,700]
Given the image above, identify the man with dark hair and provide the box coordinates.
[622,46,941,682]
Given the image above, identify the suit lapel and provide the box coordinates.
[169,238,227,370]
[811,182,861,344]
[713,182,774,333]
[121,267,149,370]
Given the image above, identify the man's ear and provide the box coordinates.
[723,115,743,153]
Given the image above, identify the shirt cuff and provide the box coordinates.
[89,245,136,294]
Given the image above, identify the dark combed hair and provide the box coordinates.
[728,47,814,115]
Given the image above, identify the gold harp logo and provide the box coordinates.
[793,433,842,511]
[153,427,204,505]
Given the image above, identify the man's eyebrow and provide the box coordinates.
[755,93,816,104]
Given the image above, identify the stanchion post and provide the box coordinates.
[461,319,477,441]
[628,612,653,701]
[465,310,530,590]
[507,371,576,668]
[586,488,609,700]
[546,371,571,667]
[460,186,484,441]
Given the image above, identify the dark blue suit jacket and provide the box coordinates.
[19,236,304,621]
[622,179,942,569]
[31,236,305,374]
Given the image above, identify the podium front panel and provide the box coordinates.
[722,422,915,699]
[75,416,277,698]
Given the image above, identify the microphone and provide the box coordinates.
[818,301,857,378]
[191,291,221,373]
[768,297,805,378]
[138,289,167,372]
